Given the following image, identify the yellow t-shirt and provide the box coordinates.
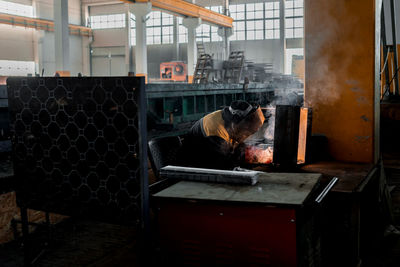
[201,110,232,144]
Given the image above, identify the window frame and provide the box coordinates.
[285,0,304,39]
[89,13,126,30]
[146,11,174,45]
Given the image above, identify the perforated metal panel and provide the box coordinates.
[7,77,147,224]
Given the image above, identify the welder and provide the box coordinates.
[178,100,265,170]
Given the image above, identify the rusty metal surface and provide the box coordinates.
[154,172,321,205]
[304,0,380,163]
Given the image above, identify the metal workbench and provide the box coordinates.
[154,172,322,266]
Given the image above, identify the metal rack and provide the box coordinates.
[193,54,213,84]
[223,51,245,83]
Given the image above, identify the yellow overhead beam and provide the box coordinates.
[121,0,233,28]
[0,13,93,37]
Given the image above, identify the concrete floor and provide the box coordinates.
[1,157,400,266]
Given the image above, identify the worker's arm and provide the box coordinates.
[177,134,242,170]
[199,136,243,169]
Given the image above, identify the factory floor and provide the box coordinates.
[0,167,400,267]
[0,219,141,267]
[1,164,400,266]
[361,152,400,267]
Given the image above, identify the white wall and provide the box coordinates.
[0,0,89,76]
[0,24,35,61]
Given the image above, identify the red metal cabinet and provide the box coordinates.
[154,173,322,266]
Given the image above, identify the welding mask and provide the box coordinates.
[225,101,265,142]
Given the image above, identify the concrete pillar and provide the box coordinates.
[217,0,232,60]
[33,30,45,76]
[125,4,133,75]
[182,17,201,83]
[279,0,286,74]
[218,27,233,61]
[82,4,90,27]
[173,16,179,61]
[131,3,152,82]
[81,36,92,76]
[304,0,381,163]
[54,0,70,75]
[81,4,91,76]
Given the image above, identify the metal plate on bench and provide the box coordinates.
[154,172,321,206]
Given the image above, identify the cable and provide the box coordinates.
[381,50,390,76]
[381,64,400,101]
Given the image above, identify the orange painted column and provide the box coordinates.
[304,0,381,163]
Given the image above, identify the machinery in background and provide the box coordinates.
[192,50,291,85]
[292,55,305,82]
[160,61,187,82]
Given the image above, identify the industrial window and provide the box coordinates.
[0,0,33,17]
[130,13,136,46]
[89,14,126,29]
[146,11,173,45]
[196,24,211,43]
[229,2,280,41]
[196,24,222,43]
[285,0,304,38]
[178,6,223,43]
[229,4,245,41]
[195,6,223,43]
[246,3,264,40]
[0,60,35,76]
[265,2,280,39]
[178,17,188,44]
[209,5,224,14]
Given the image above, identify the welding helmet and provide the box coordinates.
[223,100,265,142]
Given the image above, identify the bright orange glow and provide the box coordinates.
[297,108,308,164]
[245,145,273,164]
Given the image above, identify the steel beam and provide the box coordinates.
[0,14,92,37]
[121,0,233,28]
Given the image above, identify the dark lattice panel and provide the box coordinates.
[7,77,146,224]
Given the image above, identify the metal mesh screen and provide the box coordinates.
[7,77,147,224]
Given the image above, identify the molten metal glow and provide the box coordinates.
[245,145,273,164]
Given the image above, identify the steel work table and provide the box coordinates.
[300,161,378,267]
[154,172,322,266]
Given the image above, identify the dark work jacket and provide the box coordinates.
[177,110,242,170]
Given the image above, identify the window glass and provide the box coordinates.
[285,0,304,38]
[90,13,126,29]
[146,11,174,44]
[0,0,33,17]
